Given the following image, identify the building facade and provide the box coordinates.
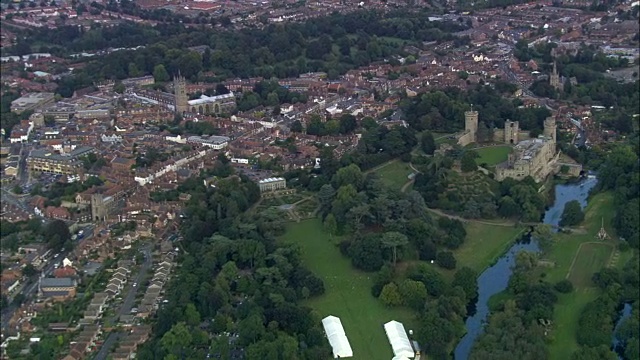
[495,117,559,182]
[258,177,287,192]
[27,147,95,175]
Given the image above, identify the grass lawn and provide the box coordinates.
[567,242,614,287]
[474,146,511,166]
[452,223,525,274]
[280,219,414,360]
[543,192,631,359]
[374,161,414,190]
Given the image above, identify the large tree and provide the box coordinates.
[559,200,585,227]
[44,220,70,251]
[381,231,409,267]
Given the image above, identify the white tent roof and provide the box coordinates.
[384,321,414,359]
[322,315,353,358]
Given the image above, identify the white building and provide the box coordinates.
[186,135,230,150]
[384,321,415,359]
[101,134,123,143]
[321,316,353,358]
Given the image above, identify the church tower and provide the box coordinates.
[173,73,188,115]
[464,106,479,143]
[544,116,557,144]
[549,62,561,91]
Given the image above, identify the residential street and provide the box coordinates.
[1,248,71,335]
[93,245,152,360]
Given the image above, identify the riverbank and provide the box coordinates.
[540,191,634,359]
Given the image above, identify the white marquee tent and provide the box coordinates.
[322,315,353,358]
[384,320,415,359]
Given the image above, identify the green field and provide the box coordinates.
[451,222,525,274]
[374,161,414,190]
[475,146,512,166]
[567,242,614,287]
[544,192,633,359]
[280,219,414,360]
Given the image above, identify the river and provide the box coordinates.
[612,303,633,360]
[453,176,598,360]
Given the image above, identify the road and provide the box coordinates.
[93,246,152,360]
[1,248,71,336]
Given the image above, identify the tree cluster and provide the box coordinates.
[576,258,639,360]
[400,85,552,136]
[136,166,331,360]
[413,156,546,221]
[597,145,640,249]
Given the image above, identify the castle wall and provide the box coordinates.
[517,131,531,141]
[457,132,474,147]
[493,129,505,142]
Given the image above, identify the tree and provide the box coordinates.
[215,83,230,95]
[323,214,337,239]
[570,345,618,360]
[381,231,409,267]
[533,224,554,254]
[436,251,456,270]
[379,282,402,307]
[420,131,436,155]
[22,264,37,277]
[332,164,364,190]
[161,322,193,357]
[452,267,478,301]
[113,81,125,94]
[559,200,585,227]
[290,120,303,133]
[338,114,357,134]
[460,150,478,172]
[554,279,574,293]
[398,279,428,310]
[153,64,170,83]
[44,220,70,251]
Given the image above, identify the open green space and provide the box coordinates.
[474,146,511,166]
[451,222,524,274]
[374,161,414,190]
[567,242,614,287]
[280,219,414,360]
[542,192,631,359]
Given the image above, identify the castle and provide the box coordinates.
[456,107,560,182]
[494,117,559,182]
[173,74,236,116]
[456,109,529,147]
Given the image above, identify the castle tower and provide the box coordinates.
[544,116,557,144]
[549,61,561,91]
[173,73,189,115]
[504,120,519,144]
[464,106,479,143]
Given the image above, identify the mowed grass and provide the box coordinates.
[281,219,414,360]
[475,146,511,166]
[543,192,628,359]
[454,223,525,273]
[567,243,614,287]
[374,161,414,190]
